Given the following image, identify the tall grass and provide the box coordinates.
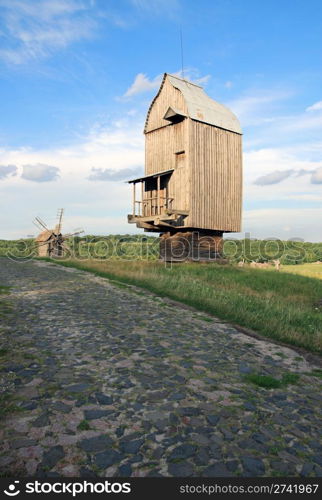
[47,259,322,355]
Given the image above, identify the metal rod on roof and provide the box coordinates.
[180,27,184,80]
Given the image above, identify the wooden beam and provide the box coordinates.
[165,209,190,216]
[128,213,178,223]
[154,220,175,228]
[127,214,137,223]
[136,221,156,230]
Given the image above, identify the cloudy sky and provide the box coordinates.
[0,0,322,241]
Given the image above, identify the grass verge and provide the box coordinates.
[40,258,322,355]
[244,372,300,389]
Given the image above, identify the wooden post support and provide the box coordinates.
[133,182,136,216]
[157,175,161,215]
[159,231,225,262]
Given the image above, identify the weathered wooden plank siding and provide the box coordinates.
[145,78,188,133]
[145,119,191,216]
[189,120,242,232]
[145,120,186,174]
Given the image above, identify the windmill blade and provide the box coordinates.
[33,220,43,231]
[33,218,48,231]
[62,230,84,239]
[35,216,49,231]
[56,208,64,234]
[36,241,49,247]
[36,216,49,229]
[35,237,54,248]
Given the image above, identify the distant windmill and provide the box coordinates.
[34,209,83,257]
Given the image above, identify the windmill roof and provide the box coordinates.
[145,73,242,134]
[35,230,54,242]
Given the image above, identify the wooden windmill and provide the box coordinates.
[127,73,242,261]
[34,209,83,257]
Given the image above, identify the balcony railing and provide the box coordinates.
[133,196,174,218]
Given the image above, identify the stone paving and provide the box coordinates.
[0,257,321,477]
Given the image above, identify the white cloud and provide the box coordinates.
[123,68,211,98]
[0,164,17,179]
[311,167,322,184]
[234,90,322,143]
[225,80,233,89]
[193,74,211,85]
[306,101,322,112]
[227,90,293,126]
[244,146,322,181]
[21,163,60,182]
[254,169,294,185]
[243,146,322,214]
[88,166,143,181]
[276,110,322,134]
[123,73,163,97]
[0,0,96,64]
[253,166,322,186]
[171,68,211,86]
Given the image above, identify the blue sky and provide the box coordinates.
[0,0,322,240]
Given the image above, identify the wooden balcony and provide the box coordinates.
[133,196,174,218]
[127,169,188,230]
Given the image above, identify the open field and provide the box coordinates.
[281,263,322,280]
[45,259,322,355]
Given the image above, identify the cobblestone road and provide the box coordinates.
[0,258,321,477]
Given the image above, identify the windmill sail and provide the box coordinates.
[56,208,64,234]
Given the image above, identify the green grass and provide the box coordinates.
[281,372,300,385]
[282,263,322,280]
[40,258,322,355]
[306,369,322,379]
[77,419,91,431]
[275,352,288,359]
[245,372,300,389]
[0,392,23,419]
[269,446,283,455]
[244,374,282,389]
[195,315,214,322]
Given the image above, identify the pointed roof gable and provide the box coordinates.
[144,73,242,134]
